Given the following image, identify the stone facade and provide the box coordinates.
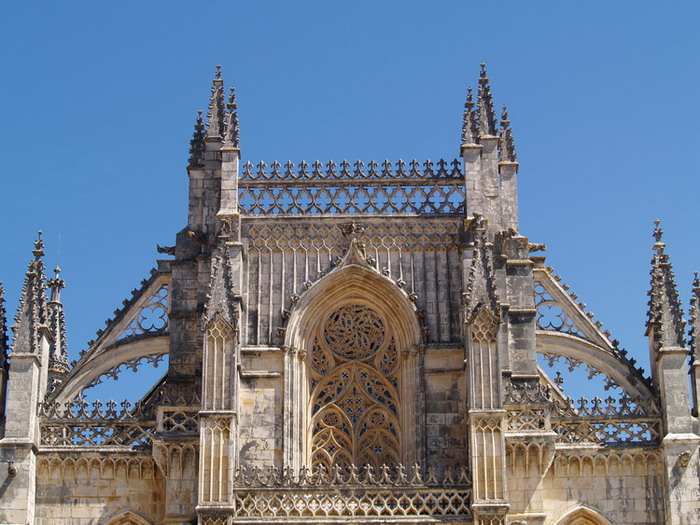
[0,64,698,524]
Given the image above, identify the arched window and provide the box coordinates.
[308,304,401,471]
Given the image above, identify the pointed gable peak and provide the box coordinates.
[647,219,685,350]
[477,62,498,137]
[206,64,226,139]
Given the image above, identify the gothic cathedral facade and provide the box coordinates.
[1,65,699,524]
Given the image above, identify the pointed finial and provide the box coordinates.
[47,266,65,304]
[223,86,240,148]
[227,86,237,110]
[499,104,517,162]
[461,86,479,146]
[480,63,489,82]
[33,231,44,258]
[653,219,666,253]
[206,66,226,138]
[477,63,497,137]
[188,109,206,168]
[694,271,699,290]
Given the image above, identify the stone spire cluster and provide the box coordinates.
[646,220,686,352]
[461,63,517,163]
[461,63,520,232]
[188,65,240,168]
[11,232,49,354]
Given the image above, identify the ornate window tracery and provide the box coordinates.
[309,305,401,472]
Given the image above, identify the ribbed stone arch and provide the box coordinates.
[282,263,424,471]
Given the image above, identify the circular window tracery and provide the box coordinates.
[323,305,385,361]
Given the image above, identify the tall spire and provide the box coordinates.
[47,266,69,377]
[647,220,686,351]
[206,64,226,139]
[461,86,479,147]
[223,86,240,148]
[499,105,517,162]
[11,232,49,354]
[188,109,206,168]
[0,282,8,370]
[477,63,497,137]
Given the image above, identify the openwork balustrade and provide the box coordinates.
[39,400,156,447]
[238,159,465,216]
[503,381,661,446]
[225,464,472,520]
[550,397,661,446]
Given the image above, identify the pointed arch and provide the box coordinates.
[282,262,424,470]
[284,262,422,353]
[101,509,152,525]
[555,506,614,525]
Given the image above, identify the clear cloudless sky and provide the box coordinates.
[1,2,699,399]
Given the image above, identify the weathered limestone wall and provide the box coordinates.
[238,348,284,470]
[34,454,164,524]
[424,346,467,471]
[508,451,663,525]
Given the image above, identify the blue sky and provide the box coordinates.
[1,2,699,399]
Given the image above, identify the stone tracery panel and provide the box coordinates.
[309,305,402,472]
